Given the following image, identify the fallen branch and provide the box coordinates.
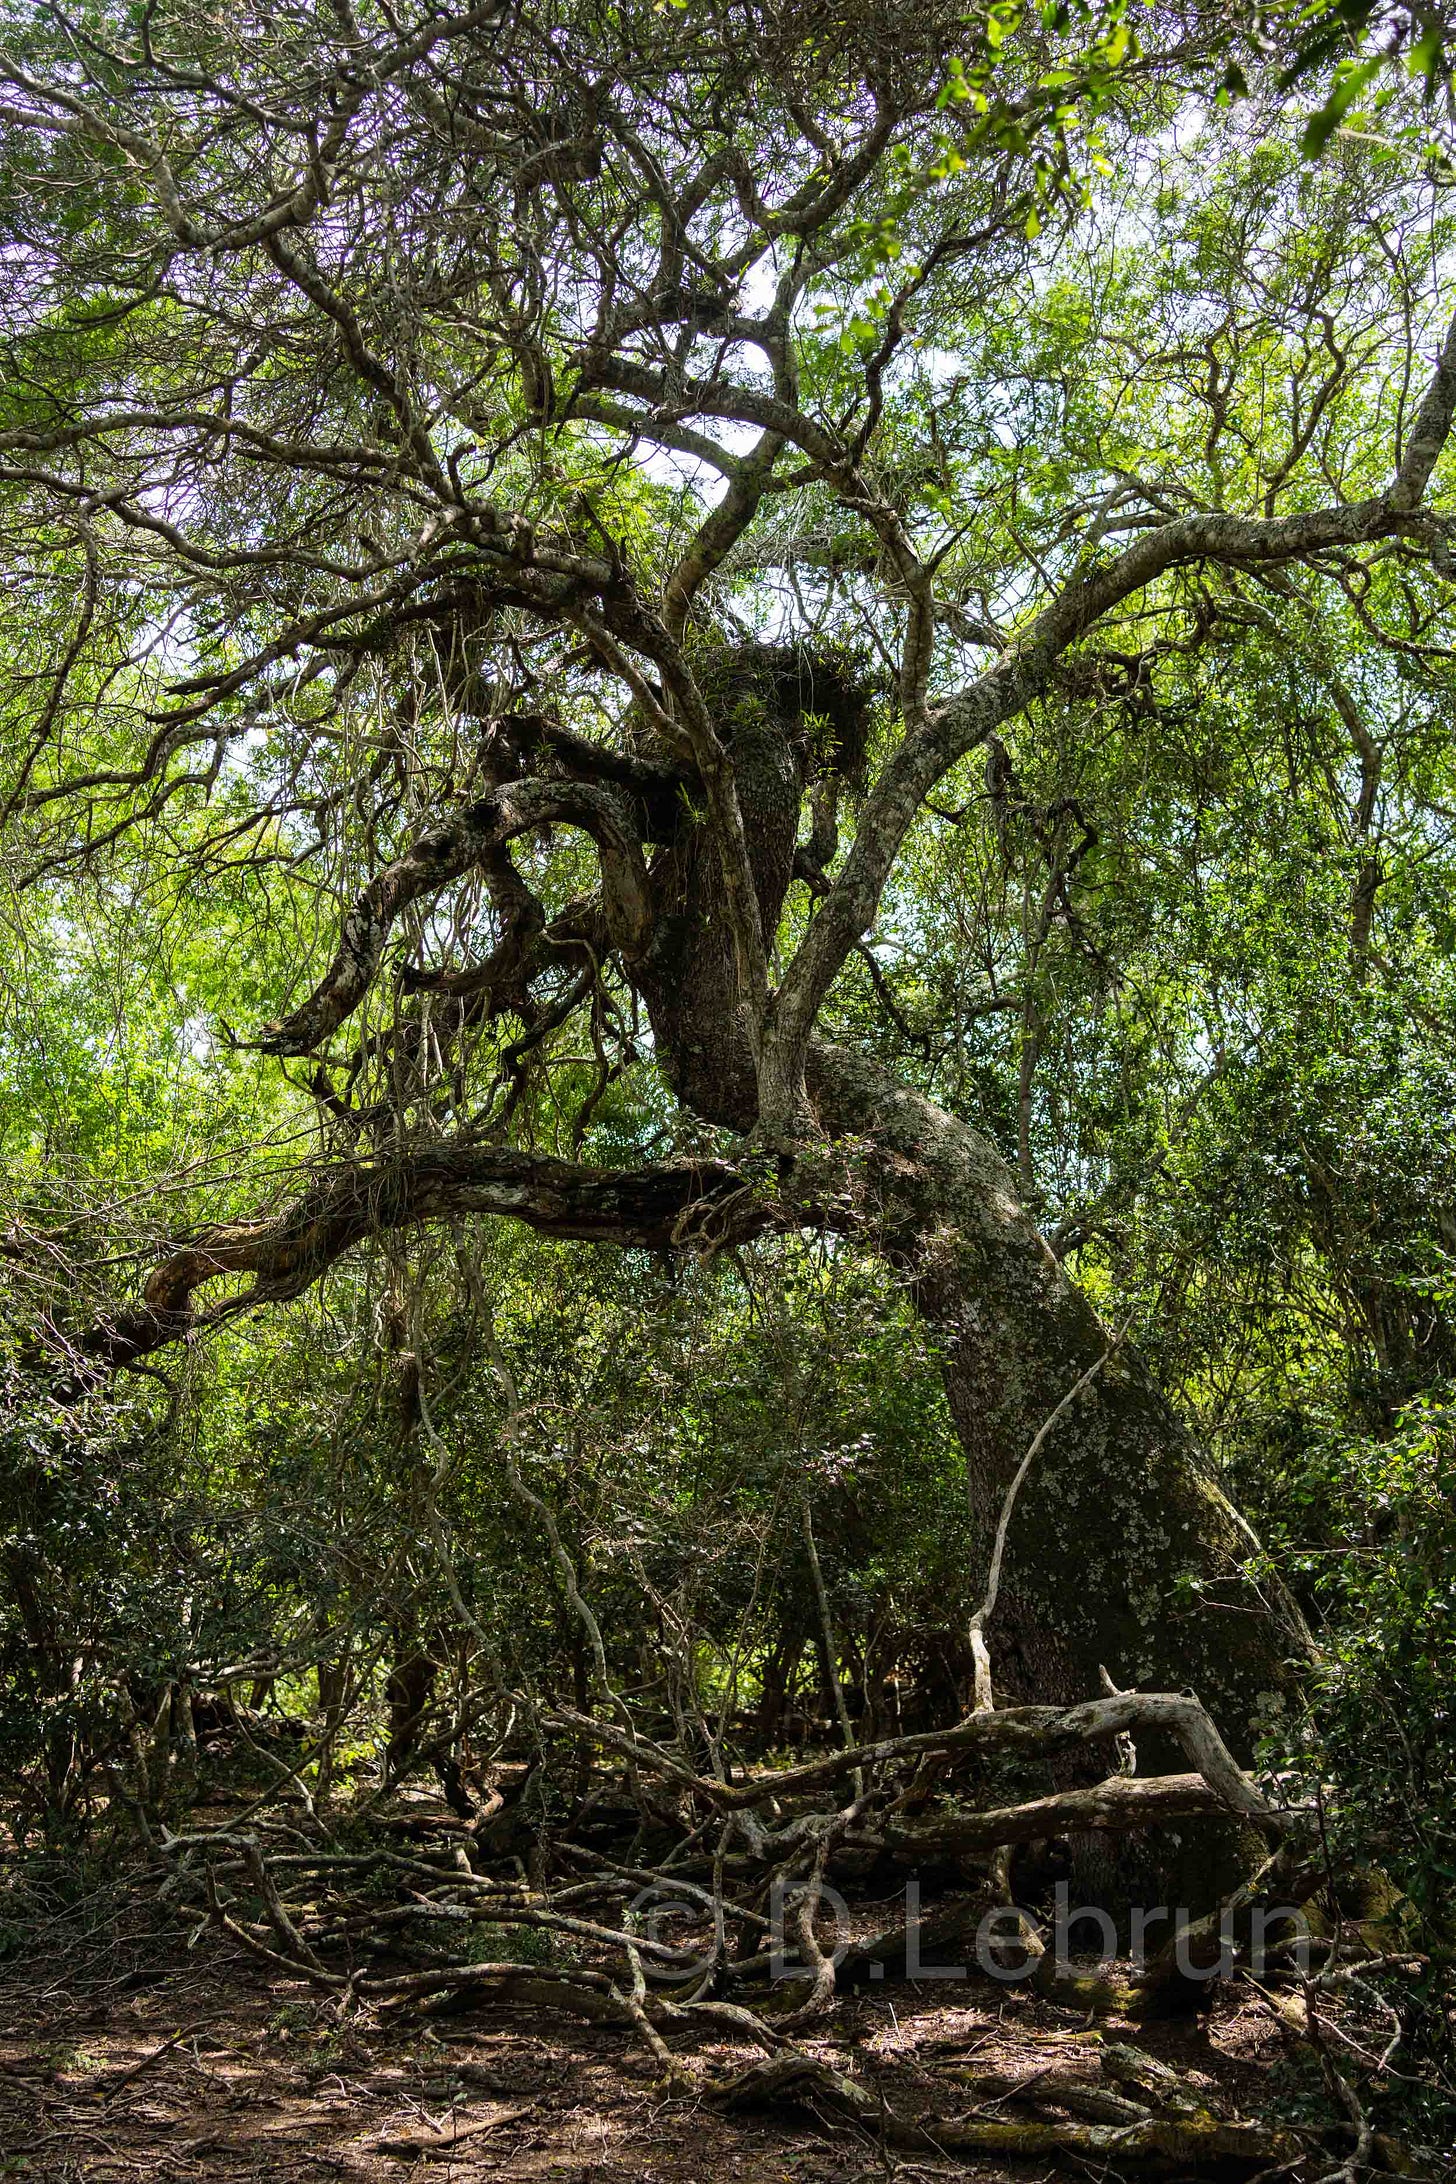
[707,2053,1306,2169]
[878,1770,1232,1854]
[100,2013,231,2101]
[372,2101,535,2160]
[540,1687,1281,1828]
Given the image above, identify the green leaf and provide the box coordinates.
[1300,55,1384,158]
[1409,26,1446,98]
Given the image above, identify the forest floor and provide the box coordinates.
[0,1871,1310,2184]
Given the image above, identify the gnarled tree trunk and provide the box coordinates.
[72,656,1306,1753]
[625,661,1305,1743]
[807,1044,1306,1728]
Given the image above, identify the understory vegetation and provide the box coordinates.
[2,0,1456,2172]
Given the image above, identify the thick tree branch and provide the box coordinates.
[1391,306,1456,510]
[74,1146,780,1375]
[774,474,1453,1130]
[260,779,651,1058]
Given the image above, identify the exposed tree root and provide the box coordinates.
[117,1664,1446,2176]
[706,2050,1306,2169]
[706,2045,1439,2176]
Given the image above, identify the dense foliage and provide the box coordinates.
[0,5,1452,2095]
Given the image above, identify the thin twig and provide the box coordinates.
[968,1316,1134,1711]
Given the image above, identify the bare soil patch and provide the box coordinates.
[0,1883,1302,2184]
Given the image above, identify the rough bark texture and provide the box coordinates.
[635,655,814,1125]
[72,1147,777,1374]
[624,654,1299,1738]
[74,647,1302,1747]
[805,1045,1303,1730]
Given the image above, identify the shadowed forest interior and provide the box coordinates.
[1,2,1455,2176]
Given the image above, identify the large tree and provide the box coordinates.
[2,0,1452,1728]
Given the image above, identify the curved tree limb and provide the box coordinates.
[259,778,651,1058]
[71,1145,781,1375]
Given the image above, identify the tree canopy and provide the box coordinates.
[1,3,1456,2145]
